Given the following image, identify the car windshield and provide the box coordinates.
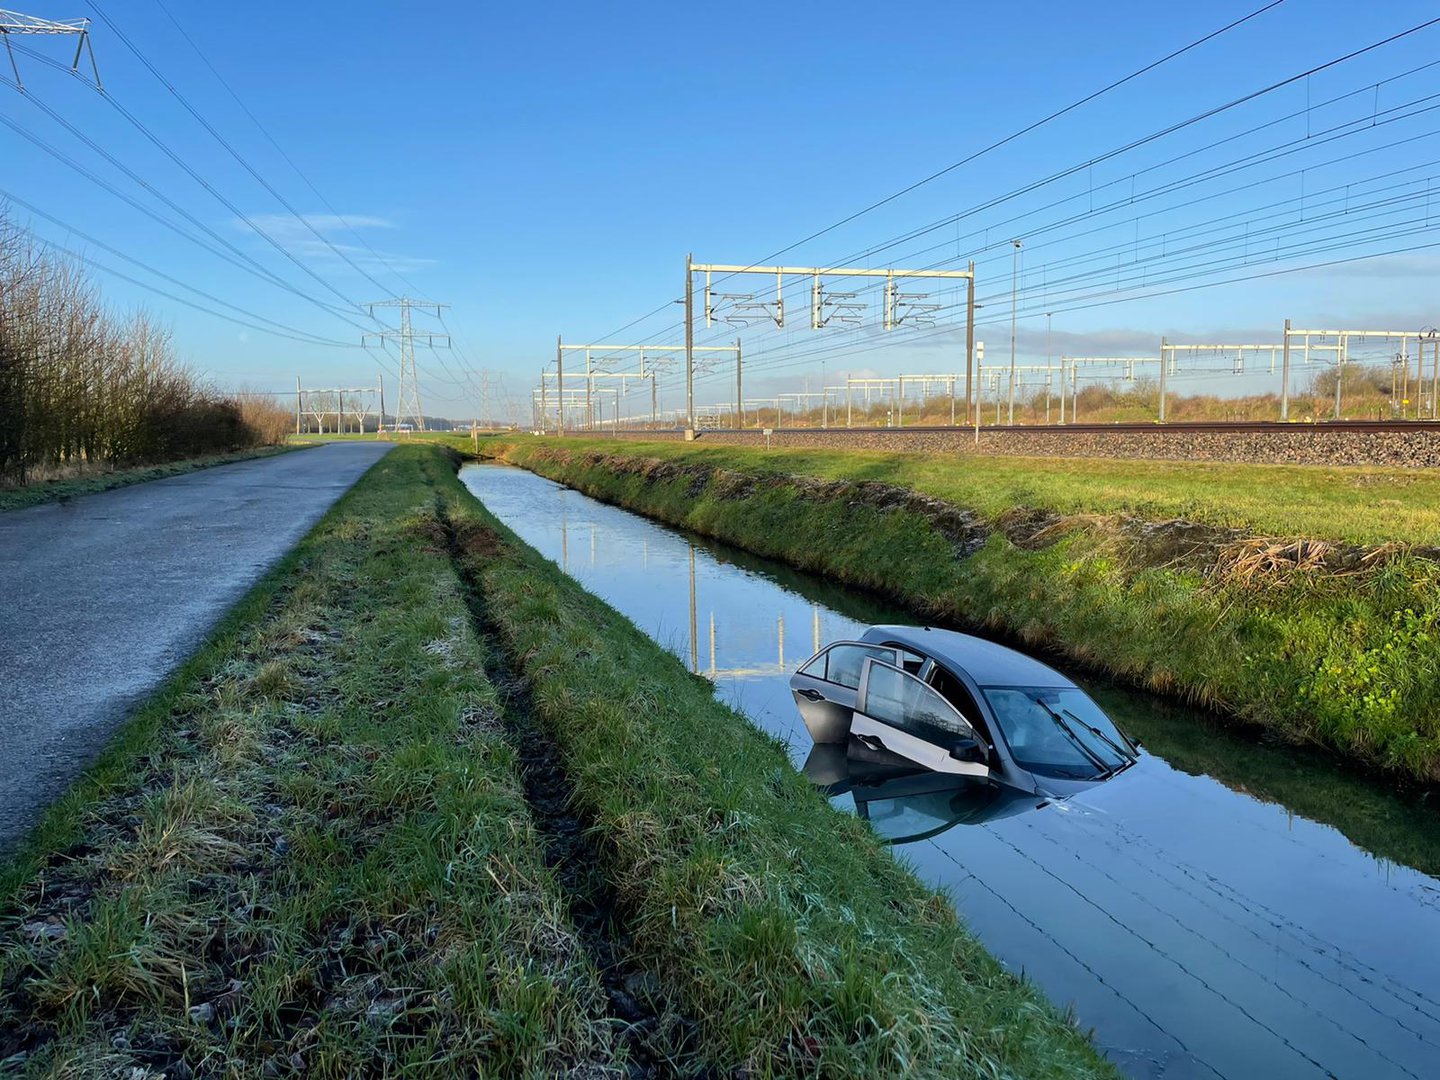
[981,687,1136,780]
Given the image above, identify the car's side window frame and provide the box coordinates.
[922,661,993,743]
[857,658,978,746]
[872,643,998,750]
[798,642,898,689]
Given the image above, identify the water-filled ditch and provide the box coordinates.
[462,462,1440,1080]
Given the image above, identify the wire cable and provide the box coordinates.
[88,1,401,298]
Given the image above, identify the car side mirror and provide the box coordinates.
[949,737,987,765]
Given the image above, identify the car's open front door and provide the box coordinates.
[853,658,989,777]
[789,642,898,744]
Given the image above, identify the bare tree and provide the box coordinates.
[0,211,287,485]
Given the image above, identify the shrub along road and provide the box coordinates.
[0,441,392,859]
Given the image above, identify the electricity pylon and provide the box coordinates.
[0,8,101,89]
[362,298,448,431]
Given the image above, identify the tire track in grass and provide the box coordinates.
[439,500,716,1080]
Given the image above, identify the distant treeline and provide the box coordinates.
[0,213,290,485]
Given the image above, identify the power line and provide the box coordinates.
[28,232,358,346]
[85,4,490,412]
[0,59,373,328]
[0,184,356,346]
[6,27,382,319]
[721,1,1287,279]
[94,87,375,315]
[147,0,424,297]
[87,1,400,297]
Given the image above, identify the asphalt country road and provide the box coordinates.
[0,442,393,859]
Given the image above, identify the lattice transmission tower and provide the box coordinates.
[362,298,448,431]
[0,7,100,89]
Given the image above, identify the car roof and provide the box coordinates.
[861,624,1074,689]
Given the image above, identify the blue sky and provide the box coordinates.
[5,0,1440,419]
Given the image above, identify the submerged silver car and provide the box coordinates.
[789,624,1139,798]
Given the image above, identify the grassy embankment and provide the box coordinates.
[0,444,1114,1079]
[0,446,304,513]
[486,437,1440,785]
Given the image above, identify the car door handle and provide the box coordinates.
[797,688,825,702]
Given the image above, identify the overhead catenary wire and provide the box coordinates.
[706,1,1291,289]
[668,191,1440,402]
[570,5,1292,373]
[753,120,1440,351]
[696,232,1440,390]
[581,14,1440,386]
[669,57,1440,389]
[676,187,1440,395]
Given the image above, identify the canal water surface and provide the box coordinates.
[461,463,1440,1080]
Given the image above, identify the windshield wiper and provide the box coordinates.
[1062,708,1138,771]
[1032,697,1114,780]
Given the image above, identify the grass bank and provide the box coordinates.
[487,437,1440,785]
[498,436,1440,545]
[0,446,619,1076]
[1,444,1114,1078]
[0,445,301,513]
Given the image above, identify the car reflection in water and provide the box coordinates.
[802,742,1044,843]
[791,625,1141,813]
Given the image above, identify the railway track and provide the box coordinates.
[607,419,1440,436]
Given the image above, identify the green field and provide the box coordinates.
[503,435,1440,546]
[490,437,1440,784]
[0,445,1112,1079]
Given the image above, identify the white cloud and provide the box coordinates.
[233,212,434,274]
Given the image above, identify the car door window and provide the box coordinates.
[927,664,985,730]
[898,648,925,675]
[800,643,898,689]
[861,660,976,745]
